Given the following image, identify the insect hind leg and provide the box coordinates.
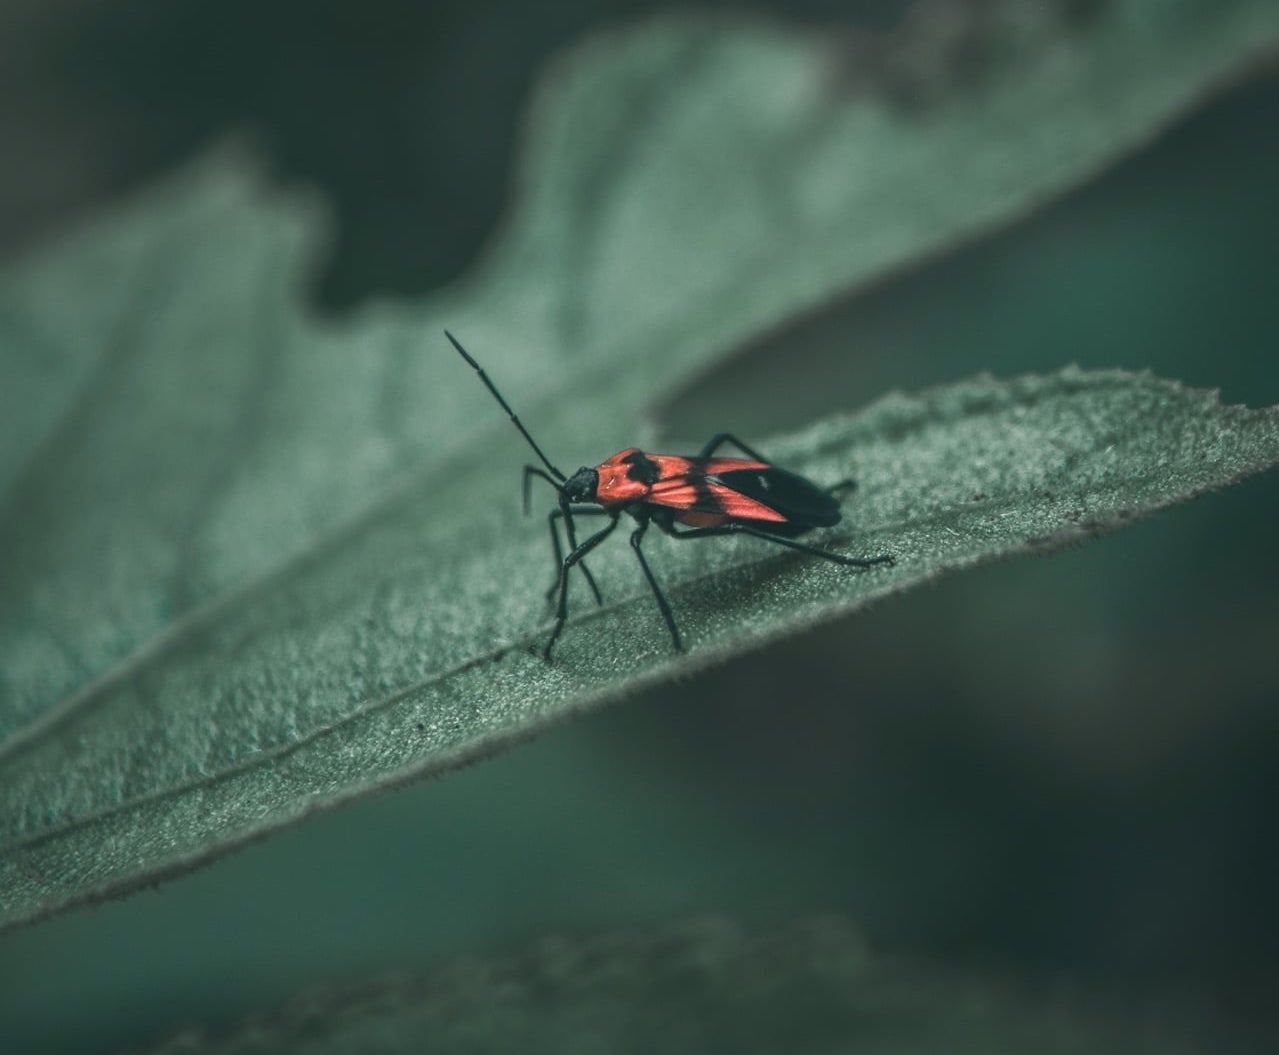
[665,521,893,568]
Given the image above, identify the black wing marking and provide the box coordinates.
[709,466,842,530]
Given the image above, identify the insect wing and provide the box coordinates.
[711,466,841,528]
[645,458,786,524]
[645,479,782,523]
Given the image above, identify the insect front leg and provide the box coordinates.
[544,514,620,659]
[523,465,559,515]
[524,463,604,607]
[547,503,607,606]
[629,515,684,653]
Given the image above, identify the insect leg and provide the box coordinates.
[524,464,604,607]
[523,465,560,515]
[547,503,608,606]
[696,432,770,461]
[629,516,684,653]
[665,522,894,568]
[545,514,620,659]
[696,436,859,497]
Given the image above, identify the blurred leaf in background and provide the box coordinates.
[137,919,1264,1055]
[1,1,1278,1053]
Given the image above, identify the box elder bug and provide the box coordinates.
[447,331,894,658]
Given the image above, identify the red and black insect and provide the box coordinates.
[447,331,893,658]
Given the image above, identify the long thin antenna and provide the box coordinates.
[446,330,566,482]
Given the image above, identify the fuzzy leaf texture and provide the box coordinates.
[3,1,1279,930]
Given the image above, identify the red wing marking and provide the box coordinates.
[703,480,788,522]
[647,473,788,524]
[697,458,770,475]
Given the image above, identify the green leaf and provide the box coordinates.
[5,364,1279,932]
[3,3,1279,930]
[137,918,1244,1055]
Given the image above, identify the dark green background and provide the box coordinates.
[1,2,1276,1052]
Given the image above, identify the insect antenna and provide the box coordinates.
[446,330,566,483]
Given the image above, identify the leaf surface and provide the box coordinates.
[3,3,1279,929]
